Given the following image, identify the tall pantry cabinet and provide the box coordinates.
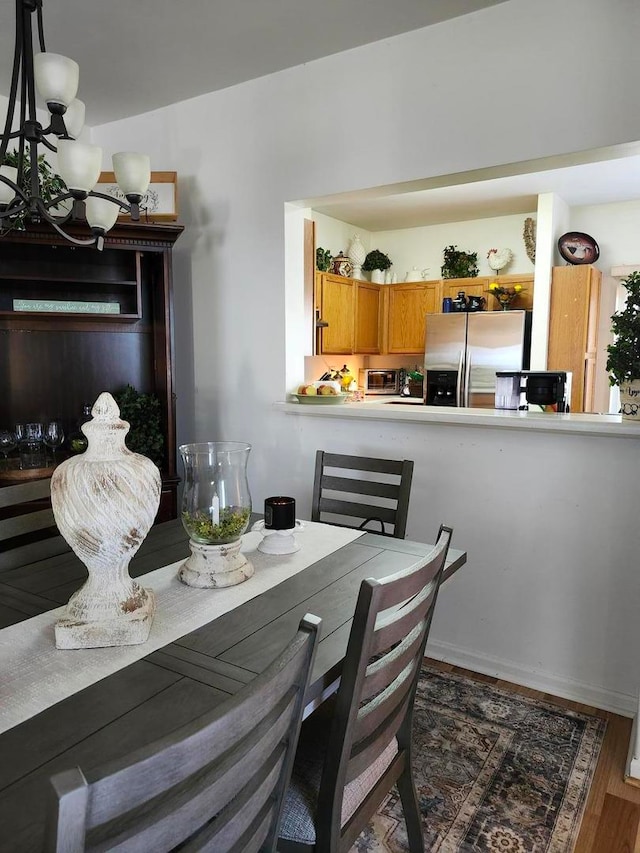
[547,265,601,413]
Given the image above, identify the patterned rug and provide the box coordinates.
[353,667,607,852]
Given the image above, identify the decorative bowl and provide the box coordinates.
[294,393,348,405]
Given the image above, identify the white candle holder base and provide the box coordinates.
[179,539,254,588]
[253,520,304,555]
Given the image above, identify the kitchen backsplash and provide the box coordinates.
[304,353,422,385]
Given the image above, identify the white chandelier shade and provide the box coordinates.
[85,195,120,233]
[57,140,102,195]
[0,166,18,205]
[112,152,151,198]
[63,99,86,140]
[34,53,79,109]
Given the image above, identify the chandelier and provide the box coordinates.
[0,0,150,250]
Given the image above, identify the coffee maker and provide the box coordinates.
[495,371,572,412]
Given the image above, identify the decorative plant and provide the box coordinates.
[113,384,165,468]
[441,245,479,279]
[1,151,67,229]
[606,271,640,386]
[316,247,333,272]
[362,249,391,272]
[486,281,525,310]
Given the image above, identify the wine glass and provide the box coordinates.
[0,430,17,470]
[44,421,65,465]
[19,422,44,469]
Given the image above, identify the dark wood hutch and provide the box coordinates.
[0,220,184,522]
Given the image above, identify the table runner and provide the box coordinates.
[0,522,364,735]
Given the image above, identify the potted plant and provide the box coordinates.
[316,247,333,272]
[113,384,165,467]
[606,270,640,420]
[441,245,479,279]
[362,249,391,283]
[1,152,67,229]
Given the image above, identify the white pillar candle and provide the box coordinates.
[210,493,220,525]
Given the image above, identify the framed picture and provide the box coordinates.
[97,170,178,222]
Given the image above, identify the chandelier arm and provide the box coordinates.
[87,190,131,213]
[0,0,24,164]
[47,217,98,247]
[38,135,57,152]
[0,172,28,206]
[35,0,46,53]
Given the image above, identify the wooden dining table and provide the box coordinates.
[0,518,466,852]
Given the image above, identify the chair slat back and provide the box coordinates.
[0,479,64,571]
[311,451,414,538]
[315,526,452,849]
[46,615,321,853]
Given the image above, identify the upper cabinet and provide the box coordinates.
[441,276,491,305]
[490,274,535,311]
[353,280,381,354]
[547,265,601,413]
[315,272,535,356]
[385,281,441,353]
[316,273,381,355]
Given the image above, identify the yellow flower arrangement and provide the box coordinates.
[487,282,526,310]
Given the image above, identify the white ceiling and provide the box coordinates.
[0,0,507,127]
[307,144,640,231]
[2,2,638,232]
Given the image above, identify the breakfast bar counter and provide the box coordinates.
[275,399,640,439]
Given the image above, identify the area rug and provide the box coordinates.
[353,666,607,852]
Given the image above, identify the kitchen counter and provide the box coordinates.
[275,396,640,438]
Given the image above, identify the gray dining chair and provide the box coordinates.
[278,526,452,853]
[311,451,414,538]
[0,479,66,573]
[45,614,321,853]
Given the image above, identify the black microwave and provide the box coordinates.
[359,369,400,395]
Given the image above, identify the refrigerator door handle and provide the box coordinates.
[463,352,471,407]
[457,350,464,407]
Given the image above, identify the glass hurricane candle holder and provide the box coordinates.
[179,442,253,588]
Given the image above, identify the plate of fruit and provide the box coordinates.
[294,382,348,404]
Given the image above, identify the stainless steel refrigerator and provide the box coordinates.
[424,311,530,408]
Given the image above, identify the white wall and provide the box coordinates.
[361,213,536,282]
[92,0,640,713]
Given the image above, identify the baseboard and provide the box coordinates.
[426,638,636,718]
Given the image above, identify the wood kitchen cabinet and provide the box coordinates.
[353,279,381,353]
[384,281,441,353]
[441,276,491,305]
[489,273,535,311]
[315,273,381,354]
[547,265,601,413]
[0,222,184,521]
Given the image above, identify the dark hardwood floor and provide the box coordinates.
[425,658,640,853]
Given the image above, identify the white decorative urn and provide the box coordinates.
[50,392,161,649]
[348,234,366,280]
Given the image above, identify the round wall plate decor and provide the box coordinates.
[558,231,600,265]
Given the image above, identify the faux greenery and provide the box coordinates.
[441,245,479,279]
[606,271,640,386]
[316,247,333,272]
[1,152,67,229]
[182,507,251,544]
[113,384,165,468]
[362,249,391,272]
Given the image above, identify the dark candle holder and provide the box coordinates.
[264,496,296,530]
